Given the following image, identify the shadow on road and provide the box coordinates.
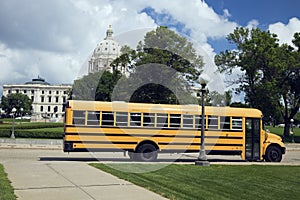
[39,157,246,163]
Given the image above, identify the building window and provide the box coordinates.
[48,96,51,103]
[63,96,66,103]
[24,90,27,94]
[64,91,67,95]
[41,96,44,103]
[8,90,11,94]
[16,89,19,93]
[40,106,43,112]
[49,91,52,94]
[56,91,59,95]
[31,90,34,94]
[56,96,59,103]
[31,96,34,102]
[48,106,51,112]
[42,90,44,94]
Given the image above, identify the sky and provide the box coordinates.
[0,0,299,101]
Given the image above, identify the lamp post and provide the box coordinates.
[20,108,24,125]
[290,119,295,143]
[11,107,17,139]
[195,73,210,166]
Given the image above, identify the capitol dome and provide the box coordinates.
[88,25,121,73]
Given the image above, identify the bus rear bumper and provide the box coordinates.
[63,142,74,152]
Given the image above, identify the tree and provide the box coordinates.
[215,27,300,139]
[0,93,32,116]
[111,26,204,104]
[206,91,232,106]
[71,70,123,101]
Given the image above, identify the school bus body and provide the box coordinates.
[63,100,285,162]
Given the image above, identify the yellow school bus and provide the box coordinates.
[63,100,285,162]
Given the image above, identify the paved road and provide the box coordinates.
[0,142,299,199]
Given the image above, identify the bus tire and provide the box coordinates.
[136,143,158,162]
[265,145,282,162]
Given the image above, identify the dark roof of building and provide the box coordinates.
[25,76,50,85]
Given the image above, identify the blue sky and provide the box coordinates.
[207,0,299,26]
[141,0,300,53]
[0,0,299,100]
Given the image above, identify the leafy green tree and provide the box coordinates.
[71,70,123,101]
[111,26,204,104]
[215,27,300,139]
[206,91,232,106]
[0,93,32,116]
[112,63,197,104]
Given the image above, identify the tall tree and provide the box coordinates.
[0,93,32,116]
[111,26,204,104]
[71,70,122,101]
[215,27,300,139]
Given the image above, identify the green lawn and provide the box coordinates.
[265,126,300,142]
[91,163,300,200]
[0,164,16,200]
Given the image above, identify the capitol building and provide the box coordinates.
[88,25,128,74]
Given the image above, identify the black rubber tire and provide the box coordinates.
[135,143,158,162]
[265,145,282,162]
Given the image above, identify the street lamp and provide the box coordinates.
[20,108,24,125]
[290,119,295,143]
[11,107,17,139]
[195,73,210,166]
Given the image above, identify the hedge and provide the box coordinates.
[0,122,63,130]
[0,128,63,139]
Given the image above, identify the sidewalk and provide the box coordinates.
[0,149,168,200]
[0,138,62,150]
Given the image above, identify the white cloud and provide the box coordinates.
[0,0,257,98]
[269,17,300,46]
[246,19,259,29]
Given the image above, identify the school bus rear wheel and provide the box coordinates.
[136,143,158,162]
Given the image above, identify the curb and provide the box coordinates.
[0,139,300,151]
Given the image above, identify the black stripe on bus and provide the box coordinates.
[65,125,243,132]
[69,141,138,145]
[65,132,243,140]
[158,142,243,147]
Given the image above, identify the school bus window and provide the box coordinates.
[220,116,230,130]
[182,114,194,128]
[156,113,168,128]
[170,114,181,128]
[73,110,85,125]
[208,115,218,129]
[232,117,243,130]
[130,113,141,127]
[195,115,206,129]
[143,113,155,127]
[102,111,114,126]
[87,111,100,125]
[116,112,128,127]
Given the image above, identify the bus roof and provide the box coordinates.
[68,100,262,118]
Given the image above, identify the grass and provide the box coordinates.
[0,164,16,200]
[265,126,300,142]
[91,163,300,200]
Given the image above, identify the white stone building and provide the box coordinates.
[2,77,72,122]
[88,25,127,74]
